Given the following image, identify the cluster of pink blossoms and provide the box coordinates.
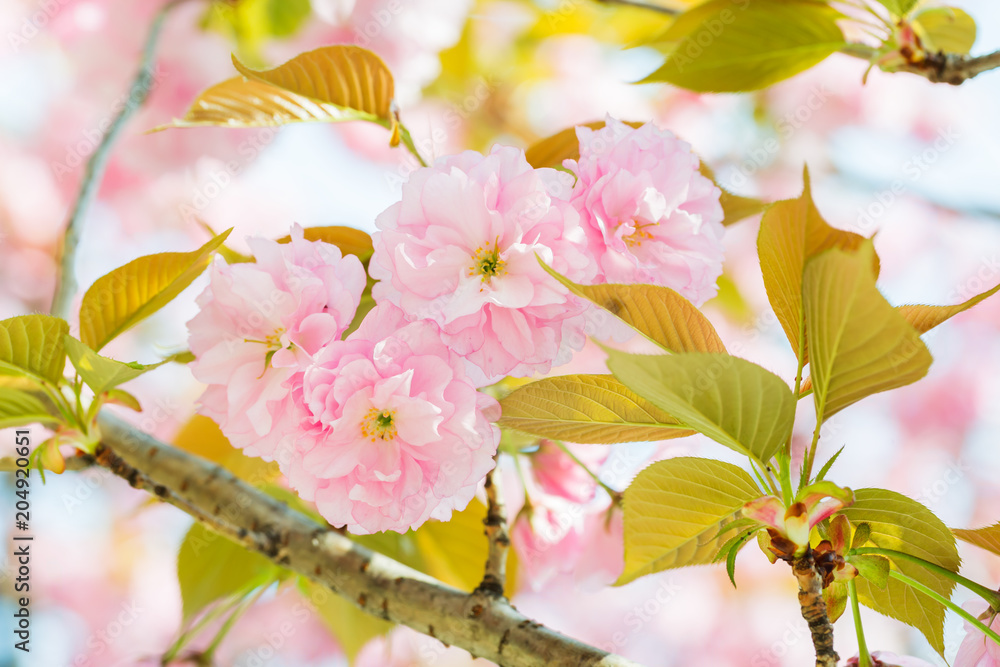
[188,118,725,534]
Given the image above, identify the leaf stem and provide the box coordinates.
[161,592,244,663]
[201,583,270,662]
[851,547,1000,611]
[396,123,428,168]
[848,579,873,667]
[555,440,622,504]
[888,569,1000,648]
[50,0,187,318]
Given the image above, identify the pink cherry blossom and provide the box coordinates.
[511,499,586,588]
[530,440,608,504]
[187,225,366,459]
[955,601,1000,667]
[369,146,595,384]
[845,651,937,666]
[283,303,501,534]
[565,116,726,306]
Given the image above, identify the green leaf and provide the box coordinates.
[300,577,392,662]
[499,374,694,444]
[850,554,891,589]
[618,457,762,585]
[913,7,977,54]
[897,282,1000,335]
[642,0,846,93]
[852,522,872,550]
[952,522,1000,558]
[839,488,961,655]
[0,315,69,384]
[63,336,151,397]
[79,230,230,351]
[804,243,932,422]
[873,0,919,18]
[540,261,727,354]
[605,350,795,463]
[176,522,283,620]
[0,387,59,429]
[232,46,395,124]
[757,168,877,363]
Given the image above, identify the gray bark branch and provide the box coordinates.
[95,412,642,667]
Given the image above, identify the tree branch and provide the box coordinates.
[49,0,190,318]
[842,44,1000,85]
[476,465,510,598]
[792,553,839,667]
[95,412,642,667]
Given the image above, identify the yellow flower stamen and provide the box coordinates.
[361,407,398,442]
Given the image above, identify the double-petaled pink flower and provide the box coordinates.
[956,600,1000,667]
[565,116,725,306]
[369,146,595,384]
[284,303,501,534]
[188,225,366,459]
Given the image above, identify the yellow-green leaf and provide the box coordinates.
[839,489,960,655]
[63,336,150,397]
[758,168,877,362]
[153,76,384,131]
[605,350,795,463]
[804,244,932,422]
[873,0,919,18]
[952,523,1000,558]
[177,522,282,620]
[173,415,279,485]
[276,226,374,263]
[201,0,311,61]
[499,374,694,444]
[618,457,762,585]
[232,46,394,123]
[0,315,68,384]
[524,121,763,226]
[540,261,726,354]
[699,162,766,227]
[413,498,518,596]
[913,7,977,54]
[897,282,1000,335]
[79,230,231,351]
[0,387,59,429]
[643,0,846,93]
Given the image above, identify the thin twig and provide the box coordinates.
[95,412,642,667]
[476,464,510,598]
[792,553,839,667]
[50,0,189,318]
[841,44,1000,85]
[594,0,681,16]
